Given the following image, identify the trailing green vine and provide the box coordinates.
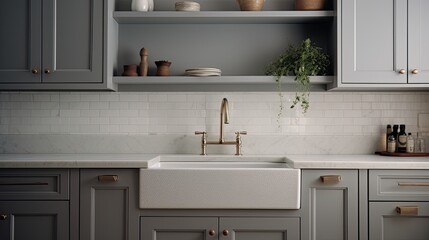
[266,38,330,119]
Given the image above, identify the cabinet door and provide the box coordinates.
[42,0,103,83]
[342,0,407,84]
[408,0,429,83]
[369,202,429,240]
[0,0,42,83]
[0,201,69,240]
[140,217,218,240]
[80,169,139,240]
[220,217,300,240]
[301,170,359,240]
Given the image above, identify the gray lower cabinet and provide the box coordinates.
[0,0,104,88]
[368,170,429,240]
[369,202,429,240]
[341,0,429,85]
[140,217,300,240]
[0,201,69,240]
[0,169,72,240]
[301,169,359,240]
[80,169,139,240]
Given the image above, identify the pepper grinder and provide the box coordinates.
[139,48,148,76]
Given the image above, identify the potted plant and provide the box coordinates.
[266,38,329,117]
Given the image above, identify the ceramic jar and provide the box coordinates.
[155,61,172,76]
[122,64,138,76]
[132,0,149,12]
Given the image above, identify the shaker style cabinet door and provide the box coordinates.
[301,170,359,240]
[0,201,69,240]
[369,202,429,240]
[219,217,300,240]
[42,0,103,83]
[341,0,407,84]
[408,0,429,84]
[80,169,139,240]
[0,0,42,83]
[140,217,218,240]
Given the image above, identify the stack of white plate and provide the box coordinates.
[185,68,221,76]
[175,1,200,11]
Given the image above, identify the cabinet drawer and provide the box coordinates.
[369,202,429,240]
[0,169,69,200]
[369,170,429,201]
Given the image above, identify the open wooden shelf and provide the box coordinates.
[113,11,335,24]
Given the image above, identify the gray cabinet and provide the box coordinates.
[368,170,429,240]
[341,0,429,86]
[80,169,139,240]
[0,169,71,240]
[0,201,69,240]
[0,0,104,88]
[140,217,300,240]
[301,169,359,240]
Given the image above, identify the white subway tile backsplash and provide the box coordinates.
[1,92,428,136]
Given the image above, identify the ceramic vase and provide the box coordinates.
[122,64,138,76]
[131,0,149,12]
[155,61,172,76]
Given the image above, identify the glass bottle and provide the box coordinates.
[406,133,414,153]
[397,124,407,153]
[387,134,396,153]
[416,132,426,153]
[386,124,392,151]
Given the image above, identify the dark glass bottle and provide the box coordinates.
[386,125,392,151]
[397,124,407,153]
[392,125,399,151]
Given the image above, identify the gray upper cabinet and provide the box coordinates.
[340,0,429,87]
[0,0,105,89]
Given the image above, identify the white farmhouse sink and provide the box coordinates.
[140,156,300,209]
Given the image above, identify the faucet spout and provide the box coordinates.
[220,98,229,143]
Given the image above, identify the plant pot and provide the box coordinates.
[237,0,265,11]
[295,0,325,10]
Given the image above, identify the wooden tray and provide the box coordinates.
[376,151,429,157]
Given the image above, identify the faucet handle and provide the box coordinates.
[195,131,207,135]
[235,131,247,136]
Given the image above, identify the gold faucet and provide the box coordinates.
[195,98,247,155]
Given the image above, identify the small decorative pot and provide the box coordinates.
[237,0,265,11]
[131,0,149,11]
[122,64,138,76]
[155,61,172,76]
[295,0,326,10]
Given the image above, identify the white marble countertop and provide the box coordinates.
[0,153,429,169]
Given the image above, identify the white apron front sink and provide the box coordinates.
[139,156,300,209]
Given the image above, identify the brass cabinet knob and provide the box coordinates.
[31,68,38,74]
[411,69,419,74]
[222,230,229,236]
[0,214,7,220]
[208,229,216,236]
[398,69,406,74]
[44,69,51,74]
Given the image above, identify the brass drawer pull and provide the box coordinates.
[396,206,418,215]
[222,230,229,236]
[320,175,342,183]
[98,175,119,182]
[208,229,216,236]
[0,182,49,186]
[0,214,7,220]
[398,182,429,187]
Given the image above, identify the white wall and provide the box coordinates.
[0,91,428,154]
